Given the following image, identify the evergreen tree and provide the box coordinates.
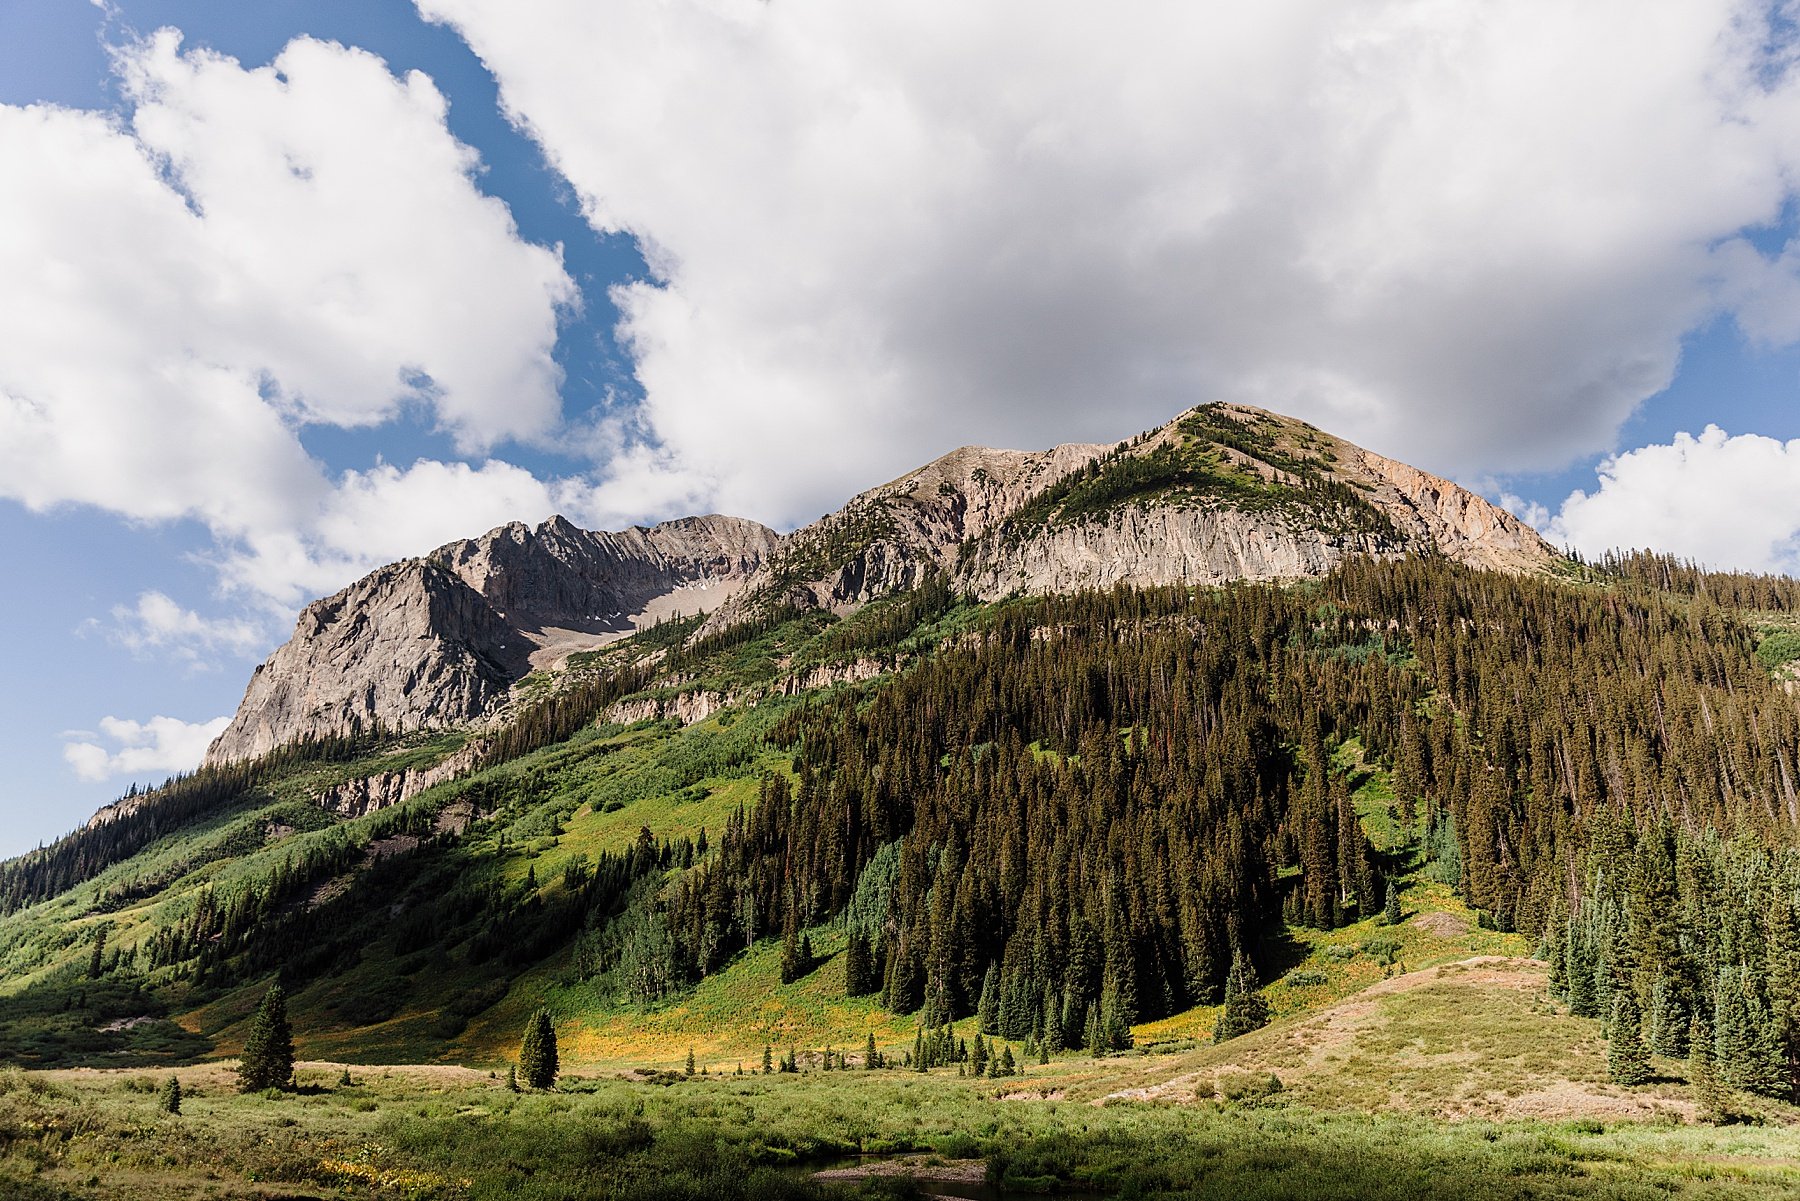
[780,917,802,985]
[1767,899,1800,1100]
[1213,950,1270,1043]
[157,1075,181,1115]
[506,1065,518,1092]
[519,1007,559,1090]
[1607,989,1652,1086]
[845,929,875,997]
[864,1030,878,1070]
[1689,1016,1729,1124]
[1648,977,1690,1058]
[1382,881,1402,927]
[88,923,108,980]
[977,963,1000,1033]
[237,982,295,1093]
[1564,924,1598,1018]
[763,1045,773,1074]
[685,1047,696,1077]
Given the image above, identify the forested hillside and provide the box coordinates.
[5,551,1800,1106]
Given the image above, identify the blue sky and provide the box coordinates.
[4,0,1800,855]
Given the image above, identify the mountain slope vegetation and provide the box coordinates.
[2,548,1800,1126]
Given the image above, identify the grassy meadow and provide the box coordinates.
[7,1054,1800,1201]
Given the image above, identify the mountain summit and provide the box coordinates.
[205,513,776,764]
[209,404,1555,764]
[706,402,1554,630]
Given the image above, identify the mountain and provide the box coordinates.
[206,513,777,765]
[13,400,1800,1141]
[212,403,1554,764]
[703,402,1552,631]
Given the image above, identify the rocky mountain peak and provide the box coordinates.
[205,513,777,765]
[709,402,1557,630]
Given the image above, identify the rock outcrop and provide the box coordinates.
[310,740,488,819]
[206,514,777,765]
[711,403,1557,625]
[701,440,1105,631]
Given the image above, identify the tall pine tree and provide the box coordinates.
[1607,989,1652,1086]
[237,982,294,1093]
[1213,950,1270,1043]
[519,1008,559,1090]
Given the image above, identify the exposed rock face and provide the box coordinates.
[206,514,777,765]
[958,405,1557,596]
[310,741,487,819]
[702,440,1104,631]
[433,514,776,641]
[711,402,1557,625]
[1351,447,1554,575]
[957,504,1397,597]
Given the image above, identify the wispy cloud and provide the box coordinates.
[62,713,230,783]
[97,590,269,666]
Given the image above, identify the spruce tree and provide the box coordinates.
[157,1075,181,1115]
[1382,881,1402,927]
[845,930,875,997]
[1648,977,1690,1058]
[1607,989,1652,1086]
[977,963,1000,1033]
[1213,950,1270,1043]
[864,1030,878,1070]
[1689,1016,1728,1124]
[763,1044,773,1074]
[685,1047,696,1077]
[518,1008,559,1090]
[780,918,802,985]
[1564,924,1598,1017]
[237,982,295,1093]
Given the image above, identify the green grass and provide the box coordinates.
[6,1059,1800,1200]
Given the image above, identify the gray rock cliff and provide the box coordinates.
[205,514,777,765]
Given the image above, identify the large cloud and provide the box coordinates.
[0,31,578,602]
[62,714,232,784]
[420,0,1800,527]
[1548,427,1800,573]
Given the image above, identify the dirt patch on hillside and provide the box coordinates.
[1098,957,1694,1123]
[1409,911,1470,938]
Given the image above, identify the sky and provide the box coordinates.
[4,0,1800,855]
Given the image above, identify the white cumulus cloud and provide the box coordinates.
[0,30,578,604]
[63,714,232,783]
[104,591,269,664]
[419,0,1800,530]
[1548,427,1800,574]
